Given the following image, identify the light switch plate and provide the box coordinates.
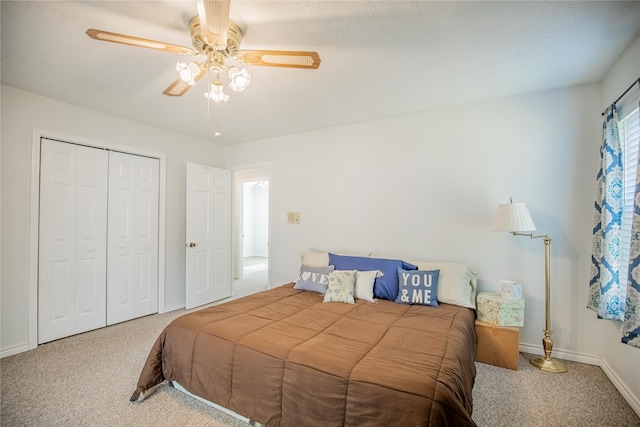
[287,212,300,224]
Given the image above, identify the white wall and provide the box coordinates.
[599,34,640,410]
[242,183,269,258]
[1,85,225,354]
[225,79,639,410]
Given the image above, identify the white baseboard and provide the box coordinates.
[518,343,600,365]
[519,342,640,418]
[162,301,185,313]
[0,342,30,359]
[600,358,640,417]
[160,289,268,315]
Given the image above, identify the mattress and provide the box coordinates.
[131,283,477,426]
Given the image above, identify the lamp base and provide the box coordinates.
[530,356,567,373]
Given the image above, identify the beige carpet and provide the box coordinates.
[233,256,269,298]
[1,304,639,426]
[472,353,640,426]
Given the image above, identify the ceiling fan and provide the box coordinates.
[86,0,321,100]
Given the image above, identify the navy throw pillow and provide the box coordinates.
[395,267,440,306]
[328,253,417,301]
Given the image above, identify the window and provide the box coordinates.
[618,99,640,285]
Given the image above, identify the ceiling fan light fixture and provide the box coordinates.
[228,67,251,92]
[176,61,201,85]
[86,2,321,143]
[204,80,229,102]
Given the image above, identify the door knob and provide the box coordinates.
[186,242,196,248]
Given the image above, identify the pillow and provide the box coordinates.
[328,253,417,301]
[300,250,373,267]
[395,267,440,306]
[354,270,381,302]
[300,251,329,267]
[323,270,357,304]
[294,264,335,294]
[409,261,478,309]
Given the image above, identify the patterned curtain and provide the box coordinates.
[622,99,640,348]
[589,105,625,320]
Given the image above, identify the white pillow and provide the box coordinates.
[300,251,329,267]
[409,261,478,309]
[354,270,381,302]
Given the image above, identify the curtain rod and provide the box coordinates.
[601,77,640,115]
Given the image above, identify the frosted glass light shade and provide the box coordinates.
[176,62,200,85]
[228,67,251,92]
[491,202,537,232]
[204,82,229,102]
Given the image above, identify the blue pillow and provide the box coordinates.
[328,253,417,300]
[395,268,440,306]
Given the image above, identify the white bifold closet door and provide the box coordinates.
[39,140,159,344]
[39,140,109,343]
[106,151,159,325]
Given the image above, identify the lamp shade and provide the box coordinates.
[491,202,537,232]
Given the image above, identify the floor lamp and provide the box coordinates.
[491,198,567,373]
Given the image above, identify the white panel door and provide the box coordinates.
[186,163,231,309]
[107,151,159,325]
[39,139,108,344]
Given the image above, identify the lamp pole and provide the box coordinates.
[514,232,567,373]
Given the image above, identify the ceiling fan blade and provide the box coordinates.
[239,50,321,69]
[86,29,195,55]
[163,68,208,96]
[197,0,230,48]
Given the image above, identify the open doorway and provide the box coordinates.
[233,167,270,297]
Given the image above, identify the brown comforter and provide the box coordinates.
[131,283,477,426]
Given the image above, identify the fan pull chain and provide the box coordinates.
[215,100,221,138]
[206,71,212,138]
[204,71,221,138]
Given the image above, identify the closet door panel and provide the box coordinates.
[39,140,108,344]
[135,162,158,308]
[133,157,159,316]
[43,165,76,341]
[47,260,74,337]
[107,151,159,325]
[74,147,108,330]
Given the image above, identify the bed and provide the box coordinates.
[131,254,479,426]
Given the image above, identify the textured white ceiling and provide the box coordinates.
[2,1,640,145]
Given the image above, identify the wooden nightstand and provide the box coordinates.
[475,320,520,370]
